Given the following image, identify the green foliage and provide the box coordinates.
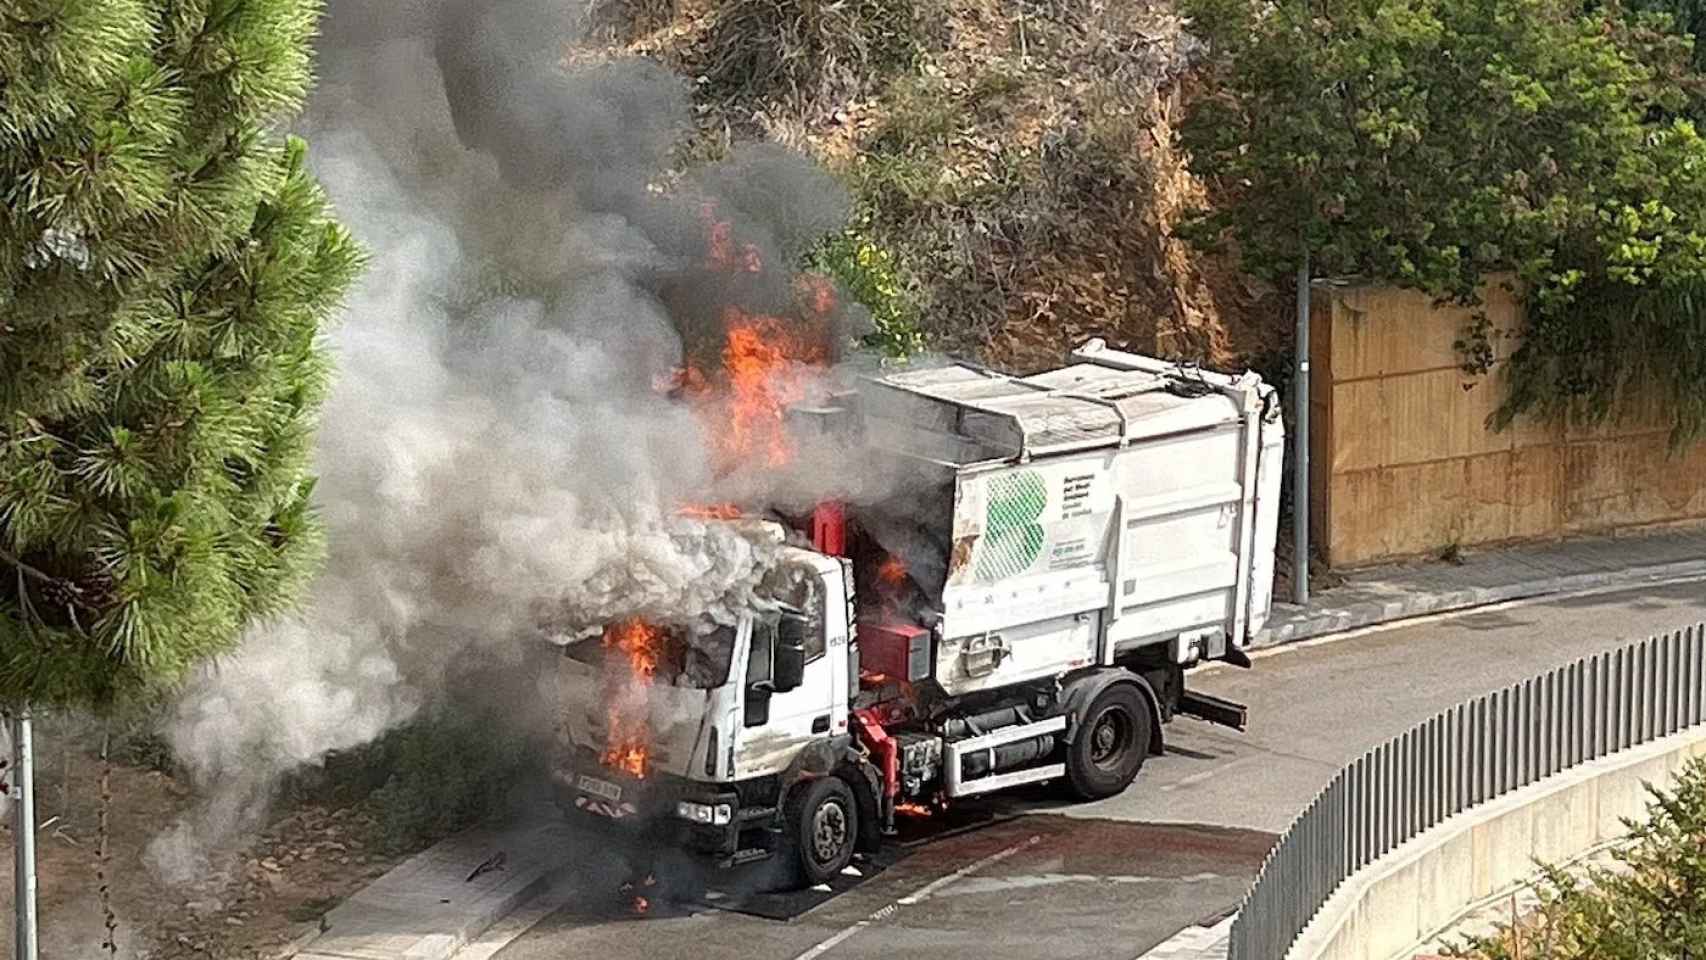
[1447,756,1706,959]
[359,707,533,855]
[809,229,927,357]
[1181,0,1706,443]
[1496,274,1706,442]
[0,0,362,710]
[1625,0,1706,74]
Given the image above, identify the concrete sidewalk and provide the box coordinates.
[288,811,573,960]
[1256,526,1706,649]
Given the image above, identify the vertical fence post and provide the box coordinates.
[13,709,38,960]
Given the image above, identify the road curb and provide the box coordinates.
[1253,557,1706,650]
[1131,915,1235,960]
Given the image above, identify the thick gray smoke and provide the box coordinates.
[149,0,863,881]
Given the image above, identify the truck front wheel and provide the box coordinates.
[1065,683,1152,800]
[785,776,859,886]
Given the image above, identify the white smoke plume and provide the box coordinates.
[148,2,856,881]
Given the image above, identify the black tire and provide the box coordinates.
[785,776,859,886]
[1065,683,1153,800]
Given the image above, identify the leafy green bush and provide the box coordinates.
[810,229,927,358]
[1624,0,1706,74]
[1448,756,1706,959]
[1182,0,1706,444]
[345,706,533,855]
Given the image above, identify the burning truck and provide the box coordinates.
[551,338,1284,888]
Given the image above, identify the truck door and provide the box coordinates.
[738,576,845,776]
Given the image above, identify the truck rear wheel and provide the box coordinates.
[1065,683,1151,800]
[785,776,858,886]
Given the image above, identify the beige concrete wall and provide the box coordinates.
[1286,728,1706,960]
[1309,281,1706,566]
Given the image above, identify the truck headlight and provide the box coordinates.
[675,801,733,826]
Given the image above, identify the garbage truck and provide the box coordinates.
[551,339,1285,886]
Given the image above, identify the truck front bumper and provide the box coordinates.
[551,755,757,864]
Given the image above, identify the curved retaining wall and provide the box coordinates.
[1288,726,1706,960]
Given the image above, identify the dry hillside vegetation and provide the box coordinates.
[579,0,1278,371]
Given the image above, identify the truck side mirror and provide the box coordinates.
[774,612,808,693]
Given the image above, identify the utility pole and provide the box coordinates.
[13,709,37,960]
[1293,252,1311,606]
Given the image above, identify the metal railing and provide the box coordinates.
[1228,623,1706,960]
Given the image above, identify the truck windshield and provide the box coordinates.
[562,623,735,690]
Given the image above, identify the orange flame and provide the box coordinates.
[895,801,935,818]
[877,554,907,586]
[677,503,743,520]
[619,874,656,915]
[720,313,823,468]
[703,202,762,274]
[664,313,825,472]
[601,618,664,778]
[663,208,835,473]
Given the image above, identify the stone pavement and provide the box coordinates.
[1257,526,1706,648]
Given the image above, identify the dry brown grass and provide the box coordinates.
[585,0,1283,371]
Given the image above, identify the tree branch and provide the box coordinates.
[0,546,56,586]
[0,547,101,616]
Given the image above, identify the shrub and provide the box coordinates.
[1181,0,1706,444]
[809,230,927,358]
[293,704,536,855]
[1448,756,1706,959]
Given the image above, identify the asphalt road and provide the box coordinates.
[494,581,1706,960]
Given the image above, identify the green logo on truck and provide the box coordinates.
[977,471,1047,582]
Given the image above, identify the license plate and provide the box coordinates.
[576,775,622,803]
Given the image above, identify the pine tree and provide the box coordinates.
[0,0,362,710]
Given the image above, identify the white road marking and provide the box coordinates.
[788,835,1041,960]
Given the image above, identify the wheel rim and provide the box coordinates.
[1089,707,1134,772]
[811,799,849,864]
